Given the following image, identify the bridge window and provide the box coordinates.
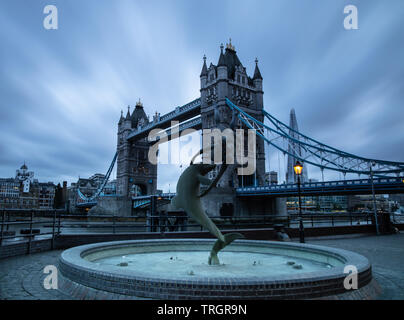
[237,75,241,83]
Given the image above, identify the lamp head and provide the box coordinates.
[294,161,303,176]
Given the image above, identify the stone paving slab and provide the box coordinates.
[0,232,403,300]
[0,250,72,300]
[306,232,404,300]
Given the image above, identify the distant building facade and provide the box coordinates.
[347,194,393,212]
[0,163,57,209]
[265,171,278,185]
[68,174,105,205]
[68,174,117,207]
[286,193,397,213]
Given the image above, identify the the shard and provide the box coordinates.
[286,108,308,184]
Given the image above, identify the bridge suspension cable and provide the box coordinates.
[77,151,118,202]
[225,98,404,177]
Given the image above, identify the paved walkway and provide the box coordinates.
[306,232,404,300]
[0,249,71,300]
[0,232,403,300]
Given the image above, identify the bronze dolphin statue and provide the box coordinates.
[171,162,244,265]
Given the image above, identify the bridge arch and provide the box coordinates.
[130,183,148,197]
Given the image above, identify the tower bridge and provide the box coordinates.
[126,98,201,141]
[76,41,404,216]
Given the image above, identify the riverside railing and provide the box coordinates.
[0,209,65,250]
[0,209,394,252]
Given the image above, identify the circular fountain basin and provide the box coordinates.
[59,239,373,299]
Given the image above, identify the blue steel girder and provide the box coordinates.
[225,98,404,176]
[132,193,176,209]
[148,117,202,142]
[237,177,404,197]
[127,98,201,141]
[77,151,118,203]
[76,201,97,208]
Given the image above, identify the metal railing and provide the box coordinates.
[0,209,65,251]
[0,209,399,253]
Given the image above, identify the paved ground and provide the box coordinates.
[306,232,404,300]
[0,232,403,300]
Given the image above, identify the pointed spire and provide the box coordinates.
[253,58,263,80]
[136,98,143,108]
[200,55,208,77]
[21,161,27,170]
[226,38,235,51]
[119,110,124,124]
[125,105,131,119]
[218,43,226,67]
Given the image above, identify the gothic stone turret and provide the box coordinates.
[116,100,157,198]
[200,41,266,188]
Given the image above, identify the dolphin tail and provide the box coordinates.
[208,233,245,265]
[223,232,245,245]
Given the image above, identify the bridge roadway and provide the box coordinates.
[78,177,404,209]
[236,177,404,198]
[130,177,404,204]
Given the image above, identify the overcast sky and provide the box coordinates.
[0,0,403,191]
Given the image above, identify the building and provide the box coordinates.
[286,195,348,213]
[38,182,56,209]
[265,171,278,185]
[286,196,318,213]
[0,163,57,210]
[388,194,404,212]
[102,179,117,195]
[318,195,348,211]
[286,109,309,184]
[68,173,106,204]
[0,178,20,208]
[347,194,393,212]
[68,174,118,211]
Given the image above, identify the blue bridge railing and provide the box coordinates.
[237,177,404,197]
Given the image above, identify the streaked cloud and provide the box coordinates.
[0,0,403,189]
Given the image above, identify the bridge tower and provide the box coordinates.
[200,40,266,187]
[116,100,157,198]
[199,40,268,217]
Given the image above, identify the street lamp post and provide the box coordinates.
[369,163,380,235]
[294,161,305,243]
